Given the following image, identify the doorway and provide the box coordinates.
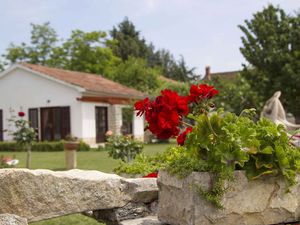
[95,107,108,143]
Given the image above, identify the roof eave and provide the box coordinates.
[83,90,147,100]
[11,64,86,93]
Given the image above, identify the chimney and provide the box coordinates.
[205,66,211,80]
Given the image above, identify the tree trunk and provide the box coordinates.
[26,144,31,169]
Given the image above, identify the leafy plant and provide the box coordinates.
[134,83,300,208]
[106,135,144,163]
[8,110,36,168]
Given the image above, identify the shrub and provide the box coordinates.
[77,140,90,151]
[106,135,144,162]
[0,141,64,152]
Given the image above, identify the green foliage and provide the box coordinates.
[172,109,300,207]
[0,141,64,152]
[3,22,58,66]
[77,140,91,151]
[52,30,120,75]
[110,17,150,62]
[108,57,160,93]
[109,18,198,82]
[8,114,36,146]
[114,153,161,176]
[210,75,263,115]
[121,108,300,207]
[149,49,199,82]
[155,77,190,96]
[106,135,144,163]
[239,5,300,117]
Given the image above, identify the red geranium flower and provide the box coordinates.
[143,172,158,178]
[134,97,150,116]
[188,84,218,103]
[135,89,189,139]
[177,127,193,146]
[18,111,25,117]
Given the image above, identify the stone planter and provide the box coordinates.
[158,170,300,225]
[64,142,79,170]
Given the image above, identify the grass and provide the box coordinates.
[1,143,175,225]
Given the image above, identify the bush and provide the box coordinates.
[77,140,90,151]
[0,141,64,152]
[106,135,144,162]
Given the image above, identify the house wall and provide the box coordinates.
[81,102,110,145]
[133,113,144,141]
[81,103,144,144]
[0,68,83,140]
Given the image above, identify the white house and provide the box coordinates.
[0,63,145,144]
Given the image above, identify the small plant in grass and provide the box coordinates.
[8,110,36,168]
[106,134,143,163]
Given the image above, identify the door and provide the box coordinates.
[0,110,3,141]
[41,107,70,141]
[95,107,108,143]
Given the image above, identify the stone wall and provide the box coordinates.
[158,170,300,225]
[0,169,158,224]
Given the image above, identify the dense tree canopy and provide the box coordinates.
[110,17,150,62]
[239,5,300,118]
[107,57,160,93]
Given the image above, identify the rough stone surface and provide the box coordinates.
[126,178,158,203]
[0,214,28,225]
[93,202,151,225]
[119,216,165,225]
[0,169,158,222]
[158,170,300,225]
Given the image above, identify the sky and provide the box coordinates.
[0,0,299,76]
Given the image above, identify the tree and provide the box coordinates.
[151,49,199,82]
[110,17,150,61]
[108,57,160,94]
[52,30,120,75]
[239,5,300,120]
[210,75,263,115]
[2,22,58,65]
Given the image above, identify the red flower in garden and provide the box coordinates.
[188,84,218,103]
[135,89,189,139]
[177,127,193,146]
[18,111,25,117]
[143,172,158,178]
[134,97,150,116]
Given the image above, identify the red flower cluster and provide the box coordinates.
[177,127,193,146]
[135,84,218,146]
[135,90,189,139]
[18,111,25,117]
[143,172,158,178]
[188,84,218,103]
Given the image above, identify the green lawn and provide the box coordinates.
[2,143,174,225]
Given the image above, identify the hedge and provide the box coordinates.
[0,141,91,152]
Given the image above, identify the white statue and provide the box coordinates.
[261,91,300,130]
[261,91,300,146]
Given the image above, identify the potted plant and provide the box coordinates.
[134,85,300,225]
[63,134,79,169]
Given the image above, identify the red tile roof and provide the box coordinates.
[20,63,146,99]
